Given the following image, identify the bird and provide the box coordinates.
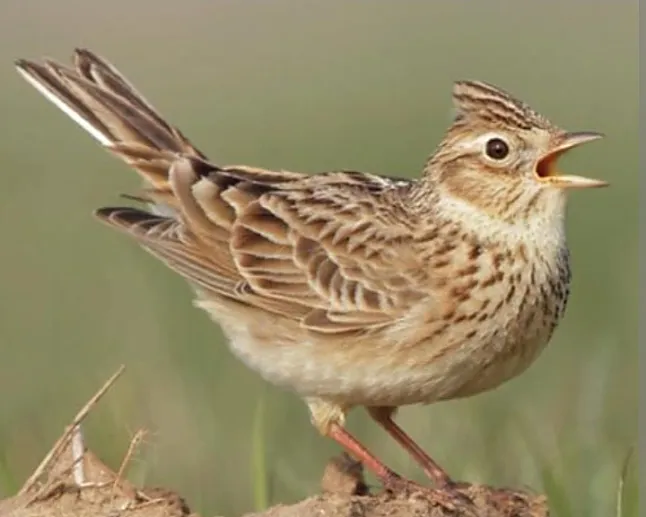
[15,49,607,492]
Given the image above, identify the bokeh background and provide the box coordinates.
[0,2,637,516]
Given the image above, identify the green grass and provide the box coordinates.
[251,394,270,511]
[0,2,637,516]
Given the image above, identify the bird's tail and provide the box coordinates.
[15,48,207,213]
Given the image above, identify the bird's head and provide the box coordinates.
[421,80,606,228]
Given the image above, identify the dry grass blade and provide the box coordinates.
[113,428,148,492]
[18,365,126,496]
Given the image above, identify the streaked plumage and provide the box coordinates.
[16,49,606,490]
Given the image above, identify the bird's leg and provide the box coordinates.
[326,422,401,485]
[309,398,409,489]
[328,422,468,505]
[368,406,453,487]
[310,401,457,497]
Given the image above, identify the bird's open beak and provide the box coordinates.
[535,131,608,188]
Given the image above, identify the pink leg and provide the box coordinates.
[368,407,453,487]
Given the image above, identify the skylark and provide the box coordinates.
[16,49,607,491]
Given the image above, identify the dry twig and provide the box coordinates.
[19,365,126,495]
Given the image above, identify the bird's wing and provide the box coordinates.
[96,158,429,333]
[17,49,429,333]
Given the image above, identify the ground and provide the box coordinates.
[0,369,549,517]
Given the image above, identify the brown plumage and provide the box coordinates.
[15,49,607,490]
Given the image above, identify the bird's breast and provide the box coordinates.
[404,237,572,403]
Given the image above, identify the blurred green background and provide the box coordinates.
[0,1,637,516]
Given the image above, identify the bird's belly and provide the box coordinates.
[218,311,554,409]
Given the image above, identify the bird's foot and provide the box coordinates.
[381,473,473,509]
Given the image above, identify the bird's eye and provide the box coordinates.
[485,138,510,160]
